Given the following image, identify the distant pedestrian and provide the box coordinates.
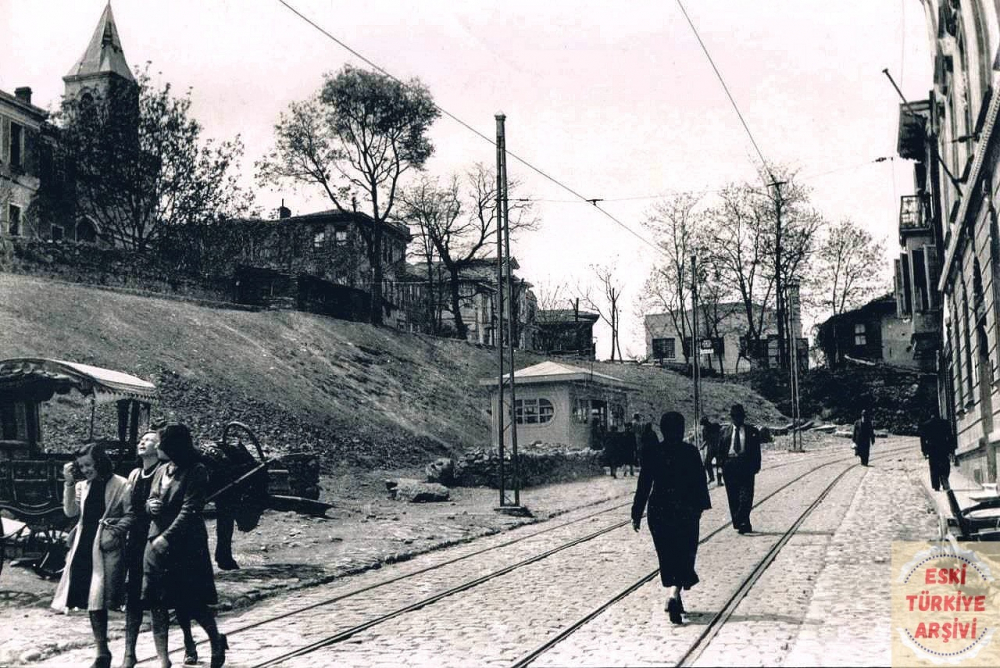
[631,411,711,624]
[143,423,228,668]
[721,403,762,534]
[852,409,875,467]
[52,443,131,668]
[627,412,643,475]
[920,413,957,491]
[700,417,724,485]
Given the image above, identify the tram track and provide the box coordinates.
[133,440,855,665]
[239,442,910,667]
[511,444,910,668]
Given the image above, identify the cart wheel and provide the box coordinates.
[222,421,266,463]
[31,528,67,580]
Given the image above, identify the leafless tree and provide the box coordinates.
[639,194,702,363]
[536,280,573,312]
[579,262,625,361]
[815,218,887,316]
[398,164,537,339]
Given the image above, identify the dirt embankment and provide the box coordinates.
[1,273,784,468]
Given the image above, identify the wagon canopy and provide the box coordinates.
[0,358,157,404]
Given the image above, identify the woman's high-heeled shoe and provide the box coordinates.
[210,633,229,668]
[666,597,683,625]
[183,638,198,666]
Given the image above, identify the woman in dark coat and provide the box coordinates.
[122,430,197,668]
[631,411,712,624]
[143,423,228,668]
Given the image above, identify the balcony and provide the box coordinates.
[897,100,930,160]
[899,195,931,242]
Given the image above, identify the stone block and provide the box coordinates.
[385,478,451,503]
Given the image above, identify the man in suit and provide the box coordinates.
[721,403,761,534]
[852,409,875,467]
[920,412,957,491]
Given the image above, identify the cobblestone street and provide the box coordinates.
[10,434,941,667]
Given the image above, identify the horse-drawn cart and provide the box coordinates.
[0,358,330,579]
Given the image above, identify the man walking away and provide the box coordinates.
[700,417,723,485]
[920,413,957,491]
[721,404,762,534]
[852,409,875,467]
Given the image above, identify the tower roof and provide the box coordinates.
[65,3,134,83]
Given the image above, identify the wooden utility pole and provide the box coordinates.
[692,253,701,451]
[500,114,520,506]
[494,113,507,508]
[771,179,787,371]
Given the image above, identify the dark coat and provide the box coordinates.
[852,419,875,450]
[632,440,711,523]
[142,462,218,609]
[631,439,711,588]
[920,417,956,461]
[720,423,762,474]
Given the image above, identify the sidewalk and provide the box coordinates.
[914,456,1000,539]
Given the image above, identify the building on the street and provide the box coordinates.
[479,361,634,450]
[815,293,923,369]
[907,0,1000,484]
[643,282,806,374]
[534,307,599,359]
[390,258,539,348]
[1,87,48,240]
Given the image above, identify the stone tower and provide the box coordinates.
[62,3,136,105]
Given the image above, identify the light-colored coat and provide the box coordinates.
[51,474,132,612]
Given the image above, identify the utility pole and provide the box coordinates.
[770,179,787,371]
[692,253,701,452]
[500,113,520,507]
[494,113,507,508]
[787,280,803,452]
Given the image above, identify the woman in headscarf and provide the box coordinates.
[143,423,228,668]
[121,429,197,668]
[52,443,132,668]
[631,411,711,624]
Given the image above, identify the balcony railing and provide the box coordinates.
[899,195,931,238]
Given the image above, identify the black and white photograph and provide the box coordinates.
[2,1,1000,666]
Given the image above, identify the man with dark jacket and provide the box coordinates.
[720,403,762,534]
[920,414,957,491]
[852,409,875,467]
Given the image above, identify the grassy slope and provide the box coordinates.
[0,274,784,468]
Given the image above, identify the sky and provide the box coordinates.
[0,0,934,359]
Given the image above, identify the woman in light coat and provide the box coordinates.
[52,442,132,668]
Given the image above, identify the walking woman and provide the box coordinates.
[144,423,228,668]
[52,443,132,668]
[631,411,711,624]
[121,430,197,668]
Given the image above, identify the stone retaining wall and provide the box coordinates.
[430,446,605,489]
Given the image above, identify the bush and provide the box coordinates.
[741,364,936,435]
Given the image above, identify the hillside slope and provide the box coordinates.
[0,274,784,468]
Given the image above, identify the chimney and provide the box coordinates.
[14,87,32,105]
[278,199,291,220]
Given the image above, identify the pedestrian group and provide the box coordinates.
[53,422,228,668]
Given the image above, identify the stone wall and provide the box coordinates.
[0,236,234,304]
[430,446,605,489]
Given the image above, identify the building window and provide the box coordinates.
[854,323,867,346]
[334,226,348,245]
[652,337,676,360]
[514,398,554,425]
[573,398,589,423]
[8,204,21,236]
[9,122,23,170]
[313,231,325,249]
[50,224,64,242]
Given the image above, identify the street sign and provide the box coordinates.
[700,339,714,350]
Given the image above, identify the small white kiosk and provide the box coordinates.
[480,361,634,450]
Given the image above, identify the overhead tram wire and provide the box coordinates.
[275,0,666,257]
[674,0,776,184]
